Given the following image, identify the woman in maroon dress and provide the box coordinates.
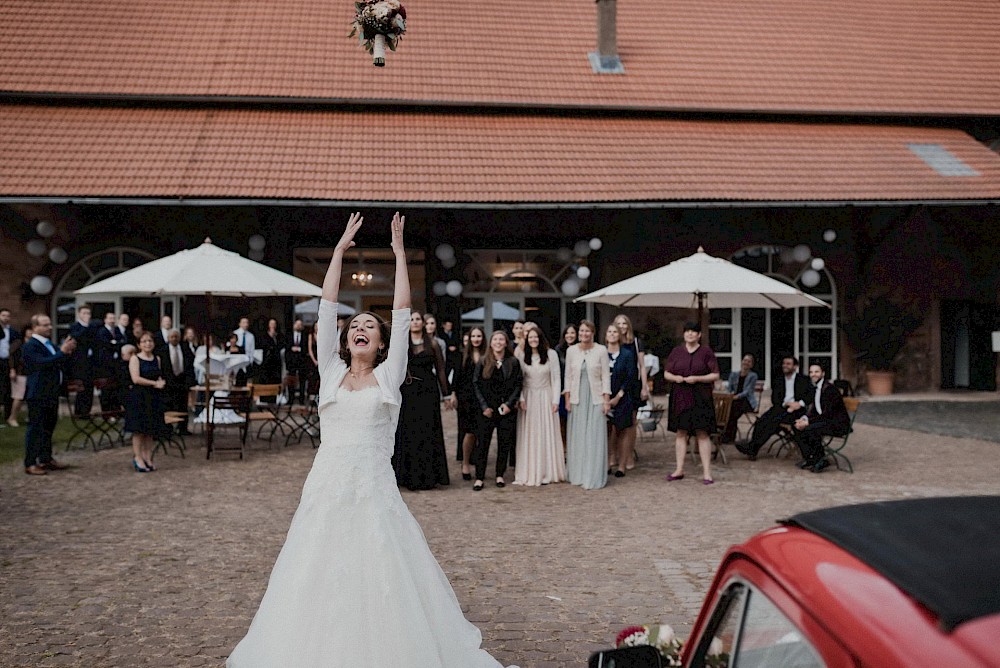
[663,322,720,484]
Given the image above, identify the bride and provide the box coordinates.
[228,213,511,667]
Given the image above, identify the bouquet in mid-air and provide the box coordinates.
[350,0,407,67]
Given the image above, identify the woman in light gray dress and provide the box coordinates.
[563,320,611,490]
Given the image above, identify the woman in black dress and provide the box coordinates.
[392,311,452,491]
[258,318,283,388]
[125,331,169,472]
[455,327,486,480]
[663,322,720,484]
[554,324,577,450]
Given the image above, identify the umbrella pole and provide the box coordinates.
[204,292,214,459]
[697,292,708,333]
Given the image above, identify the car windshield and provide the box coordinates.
[695,582,825,668]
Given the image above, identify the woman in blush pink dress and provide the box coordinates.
[513,328,566,486]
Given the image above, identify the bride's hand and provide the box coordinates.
[390,211,405,255]
[335,212,363,255]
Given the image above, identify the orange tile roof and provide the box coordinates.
[1,0,998,115]
[2,104,998,203]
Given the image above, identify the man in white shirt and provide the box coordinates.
[117,313,131,345]
[736,354,812,459]
[0,308,13,424]
[153,315,173,355]
[163,329,193,435]
[234,317,255,386]
[792,364,851,472]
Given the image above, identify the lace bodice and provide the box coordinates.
[521,357,553,389]
[302,385,402,507]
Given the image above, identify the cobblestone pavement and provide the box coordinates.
[2,403,999,668]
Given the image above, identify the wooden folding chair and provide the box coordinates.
[242,383,283,446]
[154,411,189,458]
[61,378,125,451]
[637,403,668,441]
[284,376,320,447]
[206,390,250,460]
[823,397,860,473]
[688,392,733,464]
[735,380,765,443]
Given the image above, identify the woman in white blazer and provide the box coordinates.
[562,320,611,490]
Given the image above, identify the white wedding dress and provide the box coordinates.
[228,302,509,668]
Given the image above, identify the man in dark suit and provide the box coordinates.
[736,354,812,459]
[23,314,76,475]
[161,329,194,435]
[284,318,308,405]
[95,311,124,411]
[152,315,173,356]
[117,313,134,346]
[69,304,99,416]
[0,307,14,423]
[793,364,851,472]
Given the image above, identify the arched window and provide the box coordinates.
[710,246,837,381]
[52,248,157,340]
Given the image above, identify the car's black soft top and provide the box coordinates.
[781,495,1000,632]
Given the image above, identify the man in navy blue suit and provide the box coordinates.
[23,314,76,475]
[68,304,98,416]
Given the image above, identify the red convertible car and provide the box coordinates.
[592,496,1000,667]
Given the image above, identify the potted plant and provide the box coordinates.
[840,291,923,395]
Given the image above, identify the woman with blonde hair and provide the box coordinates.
[604,324,638,478]
[612,313,648,470]
[563,320,611,490]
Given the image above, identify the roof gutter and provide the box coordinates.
[2,91,998,125]
[2,196,998,209]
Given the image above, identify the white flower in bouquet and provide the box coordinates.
[708,636,724,656]
[349,0,407,67]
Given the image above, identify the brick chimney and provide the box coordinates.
[589,0,624,73]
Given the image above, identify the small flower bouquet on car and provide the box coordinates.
[617,624,684,666]
[349,0,407,67]
[615,623,728,667]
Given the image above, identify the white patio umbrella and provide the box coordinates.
[576,247,829,312]
[76,238,322,298]
[294,298,356,318]
[75,238,321,455]
[461,302,522,321]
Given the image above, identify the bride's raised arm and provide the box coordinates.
[390,211,410,310]
[322,211,363,304]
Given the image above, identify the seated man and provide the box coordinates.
[735,354,811,459]
[793,364,851,472]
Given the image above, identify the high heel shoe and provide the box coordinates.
[132,458,150,473]
[143,459,157,472]
[462,473,472,481]
[614,470,626,478]
[472,481,484,491]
